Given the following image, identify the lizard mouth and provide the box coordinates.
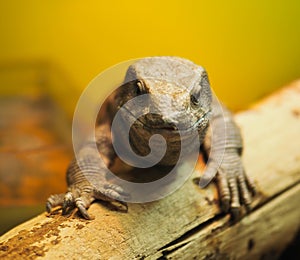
[123,108,210,133]
[143,115,208,133]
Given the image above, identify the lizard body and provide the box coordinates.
[46,56,256,219]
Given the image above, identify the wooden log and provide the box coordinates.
[1,80,300,259]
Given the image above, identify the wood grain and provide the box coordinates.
[1,80,300,259]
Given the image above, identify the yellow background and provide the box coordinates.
[0,0,300,235]
[0,0,300,111]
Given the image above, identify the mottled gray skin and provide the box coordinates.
[46,57,256,219]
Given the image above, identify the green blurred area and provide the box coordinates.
[0,205,44,236]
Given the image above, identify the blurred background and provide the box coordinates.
[0,0,299,236]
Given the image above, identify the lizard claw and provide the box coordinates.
[214,153,256,219]
[230,207,241,221]
[219,196,230,213]
[75,197,94,220]
[62,192,75,215]
[46,193,65,213]
[46,189,95,219]
[46,181,130,219]
[94,182,130,204]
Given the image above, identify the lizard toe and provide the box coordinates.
[46,201,52,213]
[94,182,130,201]
[75,197,94,220]
[220,197,230,213]
[245,174,257,196]
[103,189,128,201]
[237,169,253,211]
[62,192,75,215]
[216,168,231,213]
[228,175,241,210]
[103,183,129,197]
[230,207,241,221]
[92,182,130,212]
[46,193,65,213]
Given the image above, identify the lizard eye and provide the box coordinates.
[136,80,146,95]
[190,93,200,107]
[190,71,210,108]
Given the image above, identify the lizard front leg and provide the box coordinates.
[46,123,129,219]
[201,98,256,218]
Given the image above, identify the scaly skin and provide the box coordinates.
[46,57,256,219]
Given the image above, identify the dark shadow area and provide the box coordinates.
[280,229,300,260]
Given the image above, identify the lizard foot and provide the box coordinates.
[215,153,256,219]
[46,182,130,220]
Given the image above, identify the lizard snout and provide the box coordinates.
[139,113,178,130]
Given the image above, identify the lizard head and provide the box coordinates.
[119,56,212,132]
[113,57,212,165]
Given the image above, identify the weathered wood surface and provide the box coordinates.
[1,81,300,259]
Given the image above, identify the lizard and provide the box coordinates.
[46,56,256,219]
